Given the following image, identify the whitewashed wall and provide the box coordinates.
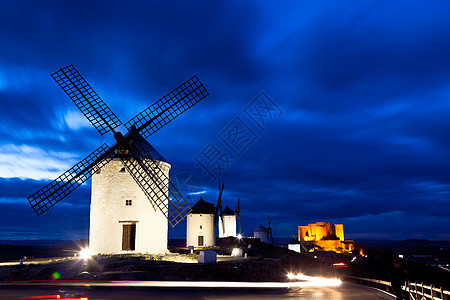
[218,215,237,237]
[186,213,215,247]
[254,230,269,243]
[89,158,171,254]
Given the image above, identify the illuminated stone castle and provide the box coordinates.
[298,222,355,253]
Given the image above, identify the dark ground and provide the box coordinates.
[0,238,448,289]
[0,240,88,261]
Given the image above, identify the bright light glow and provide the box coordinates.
[332,262,346,267]
[79,248,92,260]
[237,234,242,240]
[231,248,242,257]
[3,279,341,289]
[286,273,341,287]
[21,295,61,299]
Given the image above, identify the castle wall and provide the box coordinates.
[297,221,355,253]
[335,224,344,241]
[315,222,328,240]
[315,240,341,251]
[309,223,317,239]
[90,158,170,254]
[298,226,308,241]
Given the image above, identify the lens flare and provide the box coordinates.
[51,272,61,280]
[79,248,92,259]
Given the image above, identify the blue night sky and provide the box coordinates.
[1,1,450,241]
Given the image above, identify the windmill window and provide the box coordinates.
[119,167,126,173]
[125,200,132,206]
[199,225,202,229]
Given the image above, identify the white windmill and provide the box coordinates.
[186,196,216,248]
[27,65,209,254]
[254,216,274,244]
[218,205,237,238]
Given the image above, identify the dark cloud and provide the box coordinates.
[1,0,450,241]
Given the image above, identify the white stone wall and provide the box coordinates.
[254,231,269,243]
[218,215,237,237]
[288,243,301,253]
[89,158,171,254]
[186,213,215,247]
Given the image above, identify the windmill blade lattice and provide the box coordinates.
[236,198,241,233]
[124,76,209,139]
[28,143,113,216]
[121,137,191,227]
[51,64,123,135]
[217,180,225,235]
[29,64,208,224]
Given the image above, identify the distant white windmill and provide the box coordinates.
[218,205,237,238]
[254,216,273,244]
[186,196,216,248]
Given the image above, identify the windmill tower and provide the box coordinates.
[218,206,236,238]
[215,182,238,238]
[90,136,170,254]
[254,216,273,243]
[254,224,269,243]
[186,196,216,248]
[27,65,209,254]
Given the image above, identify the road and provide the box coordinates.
[0,282,395,299]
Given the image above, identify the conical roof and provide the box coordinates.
[289,238,300,244]
[112,132,168,163]
[222,205,235,215]
[188,196,216,214]
[255,224,269,233]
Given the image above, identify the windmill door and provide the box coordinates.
[122,224,136,251]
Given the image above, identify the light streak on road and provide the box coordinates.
[1,277,342,289]
[290,273,342,287]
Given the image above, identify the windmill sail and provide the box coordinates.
[51,65,122,135]
[268,215,274,244]
[124,75,209,139]
[236,198,241,233]
[28,143,113,215]
[215,180,225,235]
[121,135,191,227]
[29,65,209,229]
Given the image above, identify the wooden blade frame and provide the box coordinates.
[217,180,225,235]
[51,64,123,135]
[121,138,191,227]
[27,143,113,215]
[236,198,241,233]
[30,65,208,223]
[124,75,209,140]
